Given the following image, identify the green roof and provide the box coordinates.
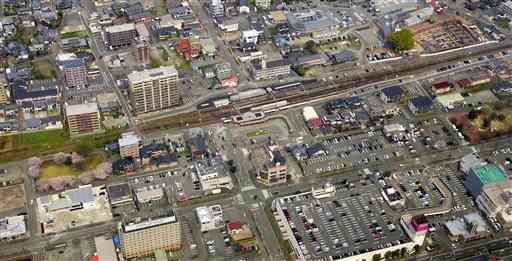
[473,164,506,184]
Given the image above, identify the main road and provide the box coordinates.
[78,9,138,133]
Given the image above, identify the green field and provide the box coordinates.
[246,129,270,139]
[39,153,105,180]
[0,129,124,163]
[40,163,80,180]
[60,31,88,39]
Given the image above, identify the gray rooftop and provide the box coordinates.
[127,66,178,84]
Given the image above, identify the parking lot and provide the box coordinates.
[277,181,408,260]
[302,131,405,175]
[434,166,475,213]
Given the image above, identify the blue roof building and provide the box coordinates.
[381,85,403,103]
[408,96,433,114]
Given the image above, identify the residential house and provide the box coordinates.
[408,96,433,114]
[380,86,403,103]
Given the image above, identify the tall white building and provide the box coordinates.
[127,66,180,115]
[208,0,224,17]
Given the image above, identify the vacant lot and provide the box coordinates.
[31,59,55,79]
[0,184,26,211]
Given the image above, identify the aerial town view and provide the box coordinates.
[2,0,512,260]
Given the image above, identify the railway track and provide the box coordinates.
[140,40,512,133]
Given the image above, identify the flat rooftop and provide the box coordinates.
[105,23,136,33]
[127,66,178,84]
[66,102,99,116]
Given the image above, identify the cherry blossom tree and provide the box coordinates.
[53,152,70,164]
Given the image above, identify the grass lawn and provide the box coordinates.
[39,153,105,180]
[465,82,495,93]
[495,17,510,30]
[0,128,125,163]
[246,129,270,139]
[31,59,55,79]
[150,54,162,68]
[60,31,88,39]
[40,163,80,180]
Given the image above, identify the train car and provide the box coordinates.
[230,88,268,101]
[268,81,303,92]
[213,98,230,108]
[197,102,213,110]
[250,100,288,112]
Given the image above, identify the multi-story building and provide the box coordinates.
[104,23,138,49]
[254,0,271,9]
[0,215,27,241]
[249,59,291,80]
[119,132,141,160]
[252,143,288,186]
[134,41,150,65]
[62,58,87,88]
[500,1,512,16]
[119,212,181,258]
[208,0,224,17]
[127,66,180,115]
[476,180,512,228]
[286,8,341,43]
[0,73,10,105]
[465,164,507,198]
[65,102,101,136]
[196,205,223,232]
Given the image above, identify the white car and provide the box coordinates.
[207,240,215,245]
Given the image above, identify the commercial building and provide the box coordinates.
[119,132,141,160]
[107,182,134,206]
[196,205,224,232]
[400,215,428,245]
[302,106,321,129]
[208,0,224,17]
[249,59,291,80]
[37,185,113,234]
[476,180,512,227]
[0,73,10,105]
[436,92,465,110]
[0,215,27,241]
[62,58,88,88]
[134,42,151,65]
[372,0,417,14]
[104,23,138,49]
[254,0,271,9]
[127,66,180,115]
[465,164,507,198]
[382,185,406,208]
[119,212,181,258]
[444,212,490,242]
[227,220,254,241]
[65,102,101,136]
[252,143,288,186]
[286,8,341,43]
[501,1,512,17]
[459,153,485,175]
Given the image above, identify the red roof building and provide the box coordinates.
[432,81,452,94]
[220,74,239,88]
[227,220,242,231]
